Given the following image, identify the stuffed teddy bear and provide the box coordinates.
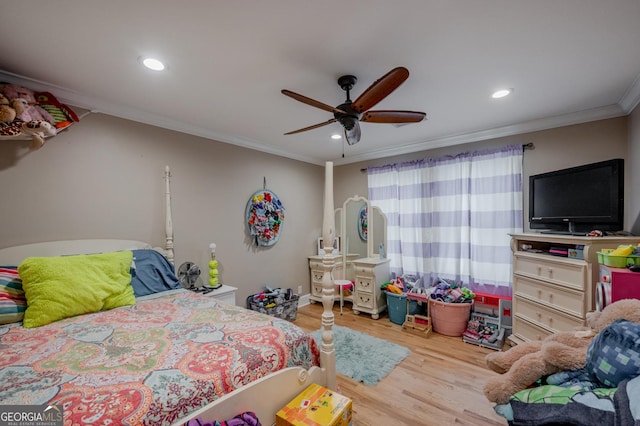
[0,93,16,123]
[483,298,640,404]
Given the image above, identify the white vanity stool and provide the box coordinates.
[333,280,353,315]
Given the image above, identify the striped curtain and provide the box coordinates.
[367,145,523,297]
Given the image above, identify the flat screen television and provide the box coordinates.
[529,158,624,234]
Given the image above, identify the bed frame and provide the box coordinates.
[0,164,338,425]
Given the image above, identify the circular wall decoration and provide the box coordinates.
[246,189,285,246]
[358,204,368,241]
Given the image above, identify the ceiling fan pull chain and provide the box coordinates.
[263,176,266,190]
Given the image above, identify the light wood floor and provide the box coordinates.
[295,302,508,426]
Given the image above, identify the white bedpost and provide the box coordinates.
[320,161,337,391]
[164,165,175,265]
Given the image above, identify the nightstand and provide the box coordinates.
[204,284,237,305]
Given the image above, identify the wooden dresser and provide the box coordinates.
[509,233,638,344]
[352,257,391,319]
[308,254,360,303]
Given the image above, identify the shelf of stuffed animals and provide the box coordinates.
[0,83,79,150]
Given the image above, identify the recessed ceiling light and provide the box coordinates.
[140,57,165,71]
[492,88,513,99]
[331,134,342,140]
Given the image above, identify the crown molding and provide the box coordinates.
[0,70,322,165]
[2,69,632,167]
[334,104,627,165]
[619,71,640,113]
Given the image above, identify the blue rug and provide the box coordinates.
[311,325,410,386]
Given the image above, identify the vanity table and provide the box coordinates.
[308,195,390,319]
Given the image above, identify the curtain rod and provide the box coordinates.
[360,143,534,172]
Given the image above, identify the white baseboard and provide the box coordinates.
[298,293,311,307]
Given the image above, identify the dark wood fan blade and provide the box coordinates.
[352,67,410,113]
[344,120,361,145]
[360,110,426,123]
[281,90,347,114]
[284,118,337,135]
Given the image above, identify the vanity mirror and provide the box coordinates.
[308,195,390,318]
[341,195,387,261]
[339,195,390,319]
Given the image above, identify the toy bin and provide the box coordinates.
[247,291,299,321]
[597,250,640,268]
[385,292,419,325]
[429,299,473,336]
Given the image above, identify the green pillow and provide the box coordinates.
[18,251,135,328]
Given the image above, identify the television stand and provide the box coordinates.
[509,233,639,345]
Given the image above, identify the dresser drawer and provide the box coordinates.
[355,276,374,293]
[354,291,375,309]
[311,283,323,297]
[514,297,584,333]
[514,275,586,318]
[311,270,324,284]
[512,316,553,342]
[514,255,587,291]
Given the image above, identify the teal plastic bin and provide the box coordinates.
[386,292,419,325]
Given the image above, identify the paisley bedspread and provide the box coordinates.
[0,290,320,425]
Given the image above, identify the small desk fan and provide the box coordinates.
[178,262,203,290]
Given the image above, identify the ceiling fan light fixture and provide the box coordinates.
[492,88,513,99]
[281,67,425,145]
[331,134,342,140]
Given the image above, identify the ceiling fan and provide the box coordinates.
[281,67,426,146]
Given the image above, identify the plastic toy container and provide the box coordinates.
[597,250,640,268]
[385,292,418,325]
[429,299,473,336]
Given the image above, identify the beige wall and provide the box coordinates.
[0,113,324,303]
[335,116,633,233]
[1,112,637,305]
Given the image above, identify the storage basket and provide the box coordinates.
[385,292,419,325]
[428,299,473,336]
[247,293,299,321]
[597,250,640,268]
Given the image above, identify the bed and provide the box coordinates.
[0,164,339,425]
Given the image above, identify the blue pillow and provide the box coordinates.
[130,249,180,297]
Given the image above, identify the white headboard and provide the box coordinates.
[0,166,174,266]
[0,240,151,266]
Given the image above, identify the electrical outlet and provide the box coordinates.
[298,285,303,294]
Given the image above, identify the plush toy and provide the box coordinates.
[0,119,56,149]
[11,98,55,124]
[483,299,640,404]
[21,120,57,150]
[0,94,16,123]
[36,91,80,129]
[0,83,38,104]
[0,84,55,124]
